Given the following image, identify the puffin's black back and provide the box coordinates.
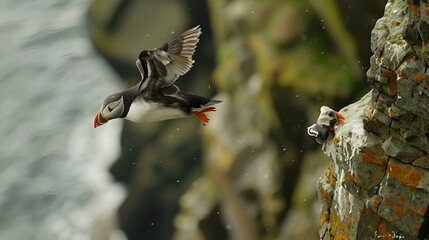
[178,91,215,108]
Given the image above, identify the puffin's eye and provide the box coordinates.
[108,106,113,112]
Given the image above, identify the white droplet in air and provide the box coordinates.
[226,224,232,230]
[171,31,175,35]
[176,179,180,183]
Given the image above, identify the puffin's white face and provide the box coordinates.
[94,93,124,128]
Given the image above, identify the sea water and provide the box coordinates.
[0,0,126,239]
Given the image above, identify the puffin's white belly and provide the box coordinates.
[125,100,187,122]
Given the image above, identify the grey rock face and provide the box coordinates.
[317,0,429,239]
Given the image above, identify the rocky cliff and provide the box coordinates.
[87,0,386,239]
[318,0,429,239]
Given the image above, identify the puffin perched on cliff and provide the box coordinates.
[94,26,221,128]
[307,106,345,144]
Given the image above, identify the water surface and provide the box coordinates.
[0,0,126,239]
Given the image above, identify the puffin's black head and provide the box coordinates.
[94,92,125,128]
[139,50,150,60]
[307,123,330,144]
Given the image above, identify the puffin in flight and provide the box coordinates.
[94,26,221,128]
[307,106,345,144]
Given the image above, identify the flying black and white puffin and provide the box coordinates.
[307,106,345,144]
[94,26,221,128]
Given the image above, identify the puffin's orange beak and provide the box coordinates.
[336,112,345,124]
[94,110,109,128]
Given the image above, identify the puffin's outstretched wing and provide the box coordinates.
[154,25,201,79]
[135,26,201,92]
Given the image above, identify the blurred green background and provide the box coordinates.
[0,0,385,239]
[87,0,384,239]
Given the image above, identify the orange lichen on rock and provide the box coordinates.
[407,4,420,21]
[372,174,381,182]
[394,206,405,217]
[361,149,387,166]
[359,208,365,214]
[320,211,328,225]
[357,173,363,178]
[386,161,421,188]
[368,109,374,120]
[426,4,429,16]
[333,136,338,144]
[319,188,330,206]
[412,225,419,231]
[392,21,400,26]
[329,209,350,239]
[397,193,405,202]
[397,66,407,79]
[378,223,388,235]
[390,38,406,46]
[344,173,357,186]
[420,206,428,214]
[383,70,397,93]
[404,205,410,215]
[374,197,380,205]
[414,73,425,83]
[411,208,419,219]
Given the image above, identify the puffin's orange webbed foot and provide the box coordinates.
[192,107,216,125]
[336,112,345,124]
